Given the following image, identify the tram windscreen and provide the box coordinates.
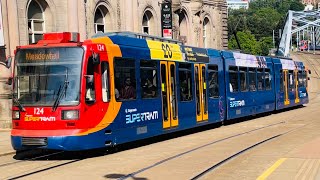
[13,47,83,106]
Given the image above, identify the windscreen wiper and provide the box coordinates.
[13,96,26,112]
[52,69,69,112]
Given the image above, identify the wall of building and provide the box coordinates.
[0,0,228,128]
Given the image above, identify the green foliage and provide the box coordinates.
[227,9,248,39]
[247,8,281,40]
[229,31,261,55]
[249,0,304,15]
[289,1,305,11]
[227,0,305,55]
[259,37,274,56]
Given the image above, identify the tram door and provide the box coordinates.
[160,61,178,129]
[294,70,300,103]
[283,70,290,105]
[195,64,208,122]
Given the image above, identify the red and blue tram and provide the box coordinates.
[10,32,309,151]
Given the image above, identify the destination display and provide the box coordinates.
[15,47,83,63]
[183,46,209,63]
[25,52,60,61]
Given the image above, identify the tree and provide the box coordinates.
[228,31,261,55]
[227,9,248,39]
[227,0,305,55]
[259,37,274,56]
[247,8,281,40]
[289,1,305,11]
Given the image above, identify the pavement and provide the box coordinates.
[0,130,15,156]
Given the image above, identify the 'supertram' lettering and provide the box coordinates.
[230,100,246,108]
[126,111,159,124]
[25,116,56,122]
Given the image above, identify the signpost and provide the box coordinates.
[161,1,172,39]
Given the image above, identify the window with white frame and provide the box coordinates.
[28,0,45,44]
[203,18,209,48]
[94,7,105,33]
[142,11,152,34]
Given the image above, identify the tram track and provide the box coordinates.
[295,52,320,78]
[190,121,312,180]
[0,147,109,179]
[0,151,65,168]
[0,121,285,180]
[7,159,82,180]
[1,105,318,179]
[0,123,277,180]
[1,105,319,179]
[1,151,85,180]
[115,107,320,180]
[117,121,286,180]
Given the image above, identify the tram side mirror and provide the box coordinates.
[6,56,12,69]
[92,53,100,65]
[0,56,12,69]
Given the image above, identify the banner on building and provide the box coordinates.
[161,2,172,39]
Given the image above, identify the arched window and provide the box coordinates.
[28,0,45,44]
[94,5,111,33]
[94,7,104,33]
[203,18,210,48]
[178,11,188,44]
[142,10,154,35]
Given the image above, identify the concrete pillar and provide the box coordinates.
[125,0,133,31]
[6,0,19,55]
[132,0,138,32]
[68,0,79,32]
[78,1,86,41]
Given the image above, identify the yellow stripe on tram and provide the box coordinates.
[256,158,287,180]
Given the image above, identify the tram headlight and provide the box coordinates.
[12,111,20,120]
[62,110,79,120]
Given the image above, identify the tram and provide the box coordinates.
[10,32,309,151]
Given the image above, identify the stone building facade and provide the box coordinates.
[0,0,228,128]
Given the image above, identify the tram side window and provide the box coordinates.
[229,66,239,93]
[298,71,303,87]
[257,68,264,91]
[179,63,193,101]
[208,65,219,98]
[101,62,110,102]
[239,67,248,92]
[302,70,307,87]
[265,69,271,90]
[140,61,158,99]
[280,70,284,92]
[85,57,95,103]
[288,70,294,91]
[114,58,136,101]
[249,68,257,91]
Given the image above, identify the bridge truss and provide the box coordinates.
[277,10,320,57]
